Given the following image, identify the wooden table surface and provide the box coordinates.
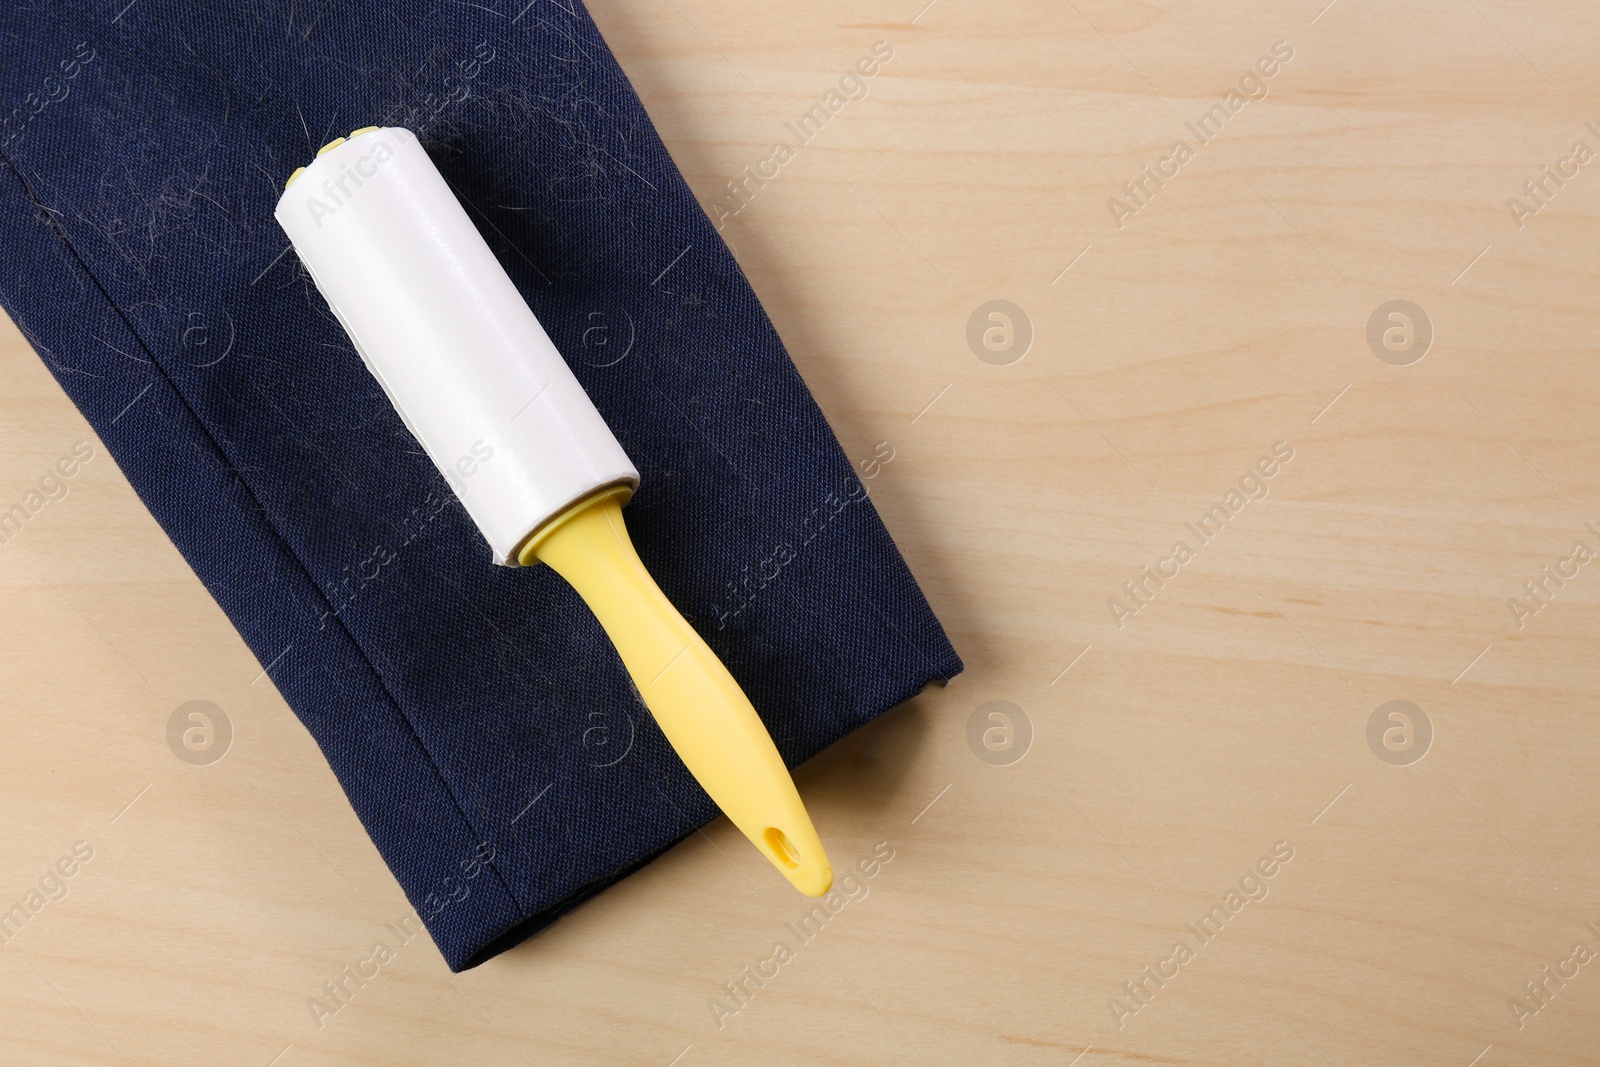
[5,1,1600,1064]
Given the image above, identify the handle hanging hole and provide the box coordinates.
[764,827,800,868]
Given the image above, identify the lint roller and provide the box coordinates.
[274,126,832,897]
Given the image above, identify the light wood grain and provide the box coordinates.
[4,1,1600,1063]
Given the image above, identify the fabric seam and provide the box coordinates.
[0,148,527,929]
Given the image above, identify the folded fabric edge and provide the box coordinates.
[457,666,959,970]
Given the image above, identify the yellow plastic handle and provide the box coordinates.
[520,487,833,896]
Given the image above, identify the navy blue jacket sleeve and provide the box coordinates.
[0,1,961,969]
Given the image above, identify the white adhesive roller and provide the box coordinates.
[274,126,638,564]
[272,126,833,897]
